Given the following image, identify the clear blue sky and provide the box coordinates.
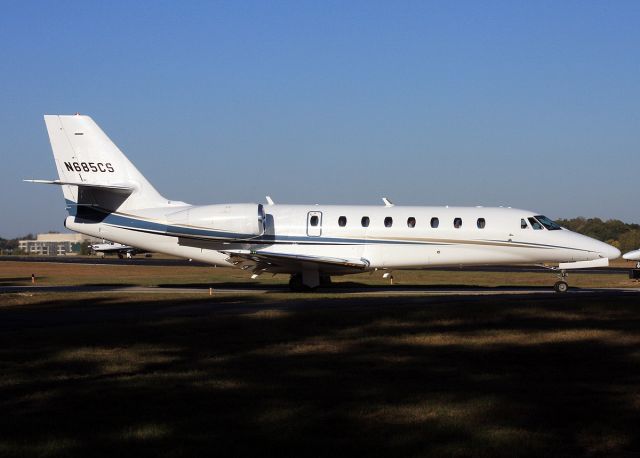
[1,1,638,238]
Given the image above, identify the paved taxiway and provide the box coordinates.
[2,284,639,297]
[0,255,632,274]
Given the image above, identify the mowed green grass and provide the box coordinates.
[1,291,640,457]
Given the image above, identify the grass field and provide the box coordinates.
[1,260,639,289]
[1,262,640,457]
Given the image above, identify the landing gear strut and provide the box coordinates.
[553,270,569,293]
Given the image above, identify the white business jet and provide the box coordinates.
[26,115,620,292]
[623,249,640,268]
[90,240,145,259]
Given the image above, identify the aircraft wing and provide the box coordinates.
[221,249,370,273]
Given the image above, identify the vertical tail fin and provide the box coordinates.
[44,114,169,210]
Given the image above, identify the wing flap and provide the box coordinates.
[222,249,370,272]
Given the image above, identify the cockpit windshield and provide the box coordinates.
[534,215,562,231]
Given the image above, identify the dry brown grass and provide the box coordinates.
[1,260,638,290]
[0,261,256,286]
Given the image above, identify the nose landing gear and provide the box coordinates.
[553,270,569,293]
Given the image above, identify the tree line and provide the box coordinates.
[555,217,640,253]
[0,234,34,254]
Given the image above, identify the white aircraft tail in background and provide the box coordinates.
[27,114,621,292]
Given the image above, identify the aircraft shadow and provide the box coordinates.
[156,281,574,293]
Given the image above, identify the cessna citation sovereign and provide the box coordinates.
[27,114,620,292]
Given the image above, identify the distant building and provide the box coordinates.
[18,233,98,256]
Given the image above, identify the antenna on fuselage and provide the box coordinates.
[382,197,394,207]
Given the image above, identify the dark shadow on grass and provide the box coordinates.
[324,281,557,291]
[156,282,289,290]
[80,283,140,287]
[0,276,48,286]
[157,280,577,292]
[1,293,639,457]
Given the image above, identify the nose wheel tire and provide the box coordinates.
[554,281,569,293]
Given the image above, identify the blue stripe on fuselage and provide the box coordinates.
[64,201,582,250]
[64,201,424,246]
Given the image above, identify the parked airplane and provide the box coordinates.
[90,240,146,259]
[623,249,640,268]
[27,114,620,292]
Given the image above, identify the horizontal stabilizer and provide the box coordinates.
[24,179,135,193]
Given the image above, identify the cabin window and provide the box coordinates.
[407,217,416,228]
[338,216,347,227]
[454,217,462,229]
[384,217,393,228]
[361,216,370,227]
[310,215,319,226]
[528,217,543,230]
[521,218,528,229]
[535,215,562,231]
[477,218,486,229]
[431,217,439,228]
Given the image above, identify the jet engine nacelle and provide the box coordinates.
[167,203,266,239]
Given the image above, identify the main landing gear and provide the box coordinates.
[553,270,569,293]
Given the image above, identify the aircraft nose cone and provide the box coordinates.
[600,243,621,260]
[623,250,640,260]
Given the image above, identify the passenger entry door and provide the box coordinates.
[307,211,322,237]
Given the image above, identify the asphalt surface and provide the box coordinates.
[2,284,639,297]
[0,255,634,274]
